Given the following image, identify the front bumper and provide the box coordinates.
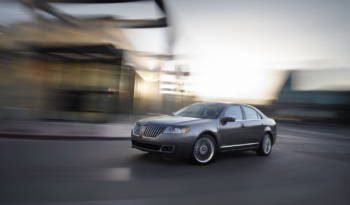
[131,132,195,158]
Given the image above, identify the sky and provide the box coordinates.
[1,0,350,101]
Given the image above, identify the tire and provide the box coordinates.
[257,133,273,156]
[192,135,216,165]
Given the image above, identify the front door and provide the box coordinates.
[219,105,246,147]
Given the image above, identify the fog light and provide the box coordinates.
[161,146,174,152]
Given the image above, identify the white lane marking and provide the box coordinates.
[103,168,131,181]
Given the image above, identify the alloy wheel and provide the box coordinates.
[263,134,272,154]
[193,136,215,164]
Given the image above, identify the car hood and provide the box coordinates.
[137,115,211,126]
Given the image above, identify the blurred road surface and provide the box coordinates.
[0,123,349,205]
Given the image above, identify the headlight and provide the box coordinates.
[163,126,191,134]
[132,124,141,136]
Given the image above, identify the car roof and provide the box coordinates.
[195,101,245,106]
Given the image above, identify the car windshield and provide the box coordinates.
[174,103,226,119]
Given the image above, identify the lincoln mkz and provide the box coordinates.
[131,102,277,164]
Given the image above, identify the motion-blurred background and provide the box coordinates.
[1,1,350,205]
[0,0,349,124]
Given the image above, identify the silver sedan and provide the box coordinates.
[131,102,277,164]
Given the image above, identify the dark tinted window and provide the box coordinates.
[174,103,226,119]
[243,106,259,120]
[224,105,243,120]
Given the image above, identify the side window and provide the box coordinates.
[243,106,259,120]
[224,106,243,121]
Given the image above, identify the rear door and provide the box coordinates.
[242,106,264,143]
[219,105,245,146]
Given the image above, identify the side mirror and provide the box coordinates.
[221,117,236,125]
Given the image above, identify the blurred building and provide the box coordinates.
[0,20,195,122]
[272,69,350,123]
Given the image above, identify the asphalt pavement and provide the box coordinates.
[0,123,349,205]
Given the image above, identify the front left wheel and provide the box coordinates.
[192,135,216,165]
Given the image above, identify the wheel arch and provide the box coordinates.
[263,129,275,145]
[198,130,219,148]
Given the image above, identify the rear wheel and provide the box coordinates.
[257,133,272,156]
[192,135,216,164]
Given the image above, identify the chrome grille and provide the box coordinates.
[142,125,166,137]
